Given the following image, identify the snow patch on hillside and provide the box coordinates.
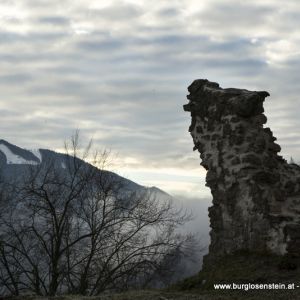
[0,144,39,165]
[29,149,42,162]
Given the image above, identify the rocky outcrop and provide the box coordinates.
[184,79,300,265]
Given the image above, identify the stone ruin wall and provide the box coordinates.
[184,79,300,264]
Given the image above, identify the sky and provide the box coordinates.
[1,0,300,199]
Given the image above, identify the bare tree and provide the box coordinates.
[0,133,196,296]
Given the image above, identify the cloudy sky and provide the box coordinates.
[1,0,300,198]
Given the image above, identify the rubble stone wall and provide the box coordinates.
[184,79,300,264]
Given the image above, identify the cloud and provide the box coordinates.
[0,0,300,197]
[194,2,275,37]
[89,2,142,20]
[0,73,33,84]
[37,16,70,25]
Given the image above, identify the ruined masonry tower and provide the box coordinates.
[184,79,300,264]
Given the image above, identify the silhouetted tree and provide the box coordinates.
[0,133,195,296]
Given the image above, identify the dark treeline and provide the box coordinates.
[0,134,196,296]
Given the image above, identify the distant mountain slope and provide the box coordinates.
[0,139,40,164]
[0,139,169,197]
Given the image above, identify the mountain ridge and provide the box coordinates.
[0,139,170,197]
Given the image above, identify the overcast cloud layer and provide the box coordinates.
[1,0,300,197]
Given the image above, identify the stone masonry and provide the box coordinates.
[184,79,300,264]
